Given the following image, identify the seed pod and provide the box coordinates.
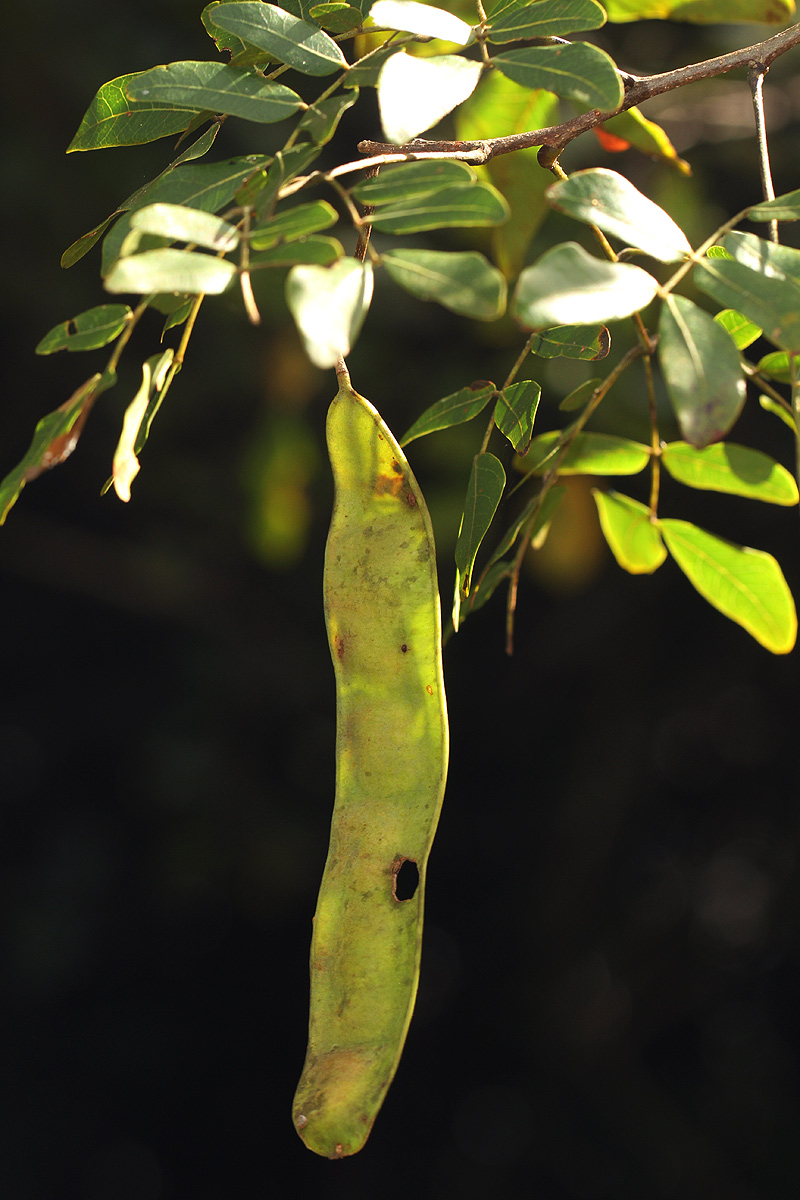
[293,367,449,1158]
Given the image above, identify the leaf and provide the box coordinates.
[758,394,796,432]
[486,485,566,567]
[296,91,358,144]
[659,519,796,655]
[0,372,116,524]
[401,382,495,444]
[706,245,733,260]
[352,160,476,204]
[597,107,690,173]
[344,44,399,88]
[202,0,276,64]
[369,1,474,44]
[209,2,348,73]
[250,201,338,249]
[105,248,237,295]
[250,145,321,219]
[603,0,794,21]
[657,294,746,448]
[126,62,305,123]
[129,203,240,251]
[721,230,800,283]
[546,169,691,262]
[756,350,794,383]
[529,325,610,360]
[369,182,509,233]
[522,431,651,476]
[455,452,506,595]
[592,489,666,574]
[381,249,506,319]
[493,380,541,454]
[377,52,483,144]
[512,242,658,328]
[309,3,364,32]
[488,0,606,41]
[559,378,601,411]
[250,235,344,267]
[35,305,132,355]
[748,186,800,222]
[661,442,798,506]
[492,43,623,111]
[67,72,196,152]
[286,259,373,368]
[694,255,800,353]
[713,308,761,350]
[112,352,173,502]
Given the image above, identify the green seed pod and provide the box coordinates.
[293,368,449,1158]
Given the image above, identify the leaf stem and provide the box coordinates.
[748,62,779,245]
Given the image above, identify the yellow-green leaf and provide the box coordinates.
[593,489,666,574]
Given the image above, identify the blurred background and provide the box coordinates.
[3,4,800,1197]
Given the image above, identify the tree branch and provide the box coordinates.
[357,21,800,164]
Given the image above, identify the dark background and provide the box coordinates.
[3,5,800,1197]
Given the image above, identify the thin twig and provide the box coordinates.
[748,62,779,244]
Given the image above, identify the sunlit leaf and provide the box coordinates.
[756,350,793,383]
[250,201,338,249]
[523,430,650,476]
[310,2,363,31]
[529,325,610,360]
[713,308,761,350]
[592,489,666,574]
[377,52,483,143]
[513,242,658,328]
[352,160,476,204]
[494,380,541,454]
[369,182,509,233]
[758,394,796,431]
[694,254,800,352]
[546,168,691,262]
[209,1,348,73]
[455,452,506,595]
[721,230,800,283]
[658,294,746,447]
[492,42,623,111]
[67,72,196,152]
[603,0,794,22]
[285,259,373,367]
[401,382,495,444]
[661,441,798,505]
[126,62,305,123]
[381,248,506,319]
[112,352,173,502]
[369,0,474,44]
[597,107,690,173]
[250,235,344,267]
[129,203,240,251]
[36,305,132,355]
[105,248,237,295]
[488,0,606,40]
[659,519,796,654]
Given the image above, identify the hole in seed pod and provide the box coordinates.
[392,857,419,902]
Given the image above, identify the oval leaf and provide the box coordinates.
[523,430,651,476]
[530,325,610,360]
[713,308,761,350]
[352,160,476,204]
[546,168,691,263]
[401,383,495,444]
[250,201,338,249]
[130,203,240,251]
[661,442,798,506]
[658,294,746,448]
[492,42,623,111]
[512,242,658,328]
[721,231,800,284]
[35,305,132,355]
[126,62,305,122]
[693,256,800,353]
[369,0,474,44]
[659,519,796,655]
[748,187,800,222]
[369,182,509,234]
[67,72,195,152]
[105,248,237,295]
[592,489,666,574]
[494,380,541,454]
[381,248,506,319]
[250,235,344,267]
[488,0,606,41]
[209,2,348,74]
[377,52,483,144]
[286,259,373,368]
[455,452,506,596]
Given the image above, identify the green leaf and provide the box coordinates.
[250,201,338,249]
[603,0,794,22]
[713,308,761,350]
[494,380,541,454]
[250,235,344,267]
[530,325,610,360]
[401,382,495,444]
[104,248,237,295]
[486,485,566,566]
[661,441,798,506]
[369,0,474,44]
[546,168,691,263]
[67,72,196,152]
[455,452,506,595]
[522,431,651,476]
[462,559,512,616]
[129,203,240,251]
[126,62,305,123]
[512,242,658,328]
[559,378,600,411]
[658,294,746,447]
[748,187,800,222]
[202,0,276,65]
[694,255,800,353]
[592,489,666,574]
[706,244,733,260]
[209,2,348,73]
[35,305,132,355]
[488,0,606,41]
[758,394,796,431]
[0,372,117,524]
[756,350,793,383]
[309,3,364,32]
[369,182,509,233]
[721,231,800,283]
[381,249,506,319]
[296,91,358,144]
[250,145,321,219]
[344,44,399,88]
[377,52,483,143]
[659,519,796,654]
[352,160,476,204]
[492,43,623,111]
[285,259,373,368]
